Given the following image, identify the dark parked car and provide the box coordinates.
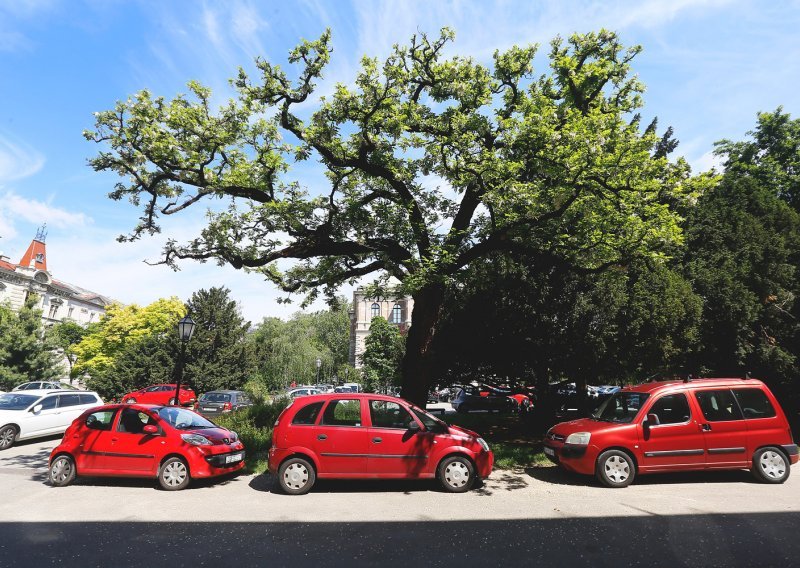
[194,390,253,417]
[451,385,517,414]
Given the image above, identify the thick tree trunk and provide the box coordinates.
[400,283,446,407]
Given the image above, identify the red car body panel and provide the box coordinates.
[545,378,799,478]
[269,394,493,480]
[50,404,245,481]
[121,384,196,406]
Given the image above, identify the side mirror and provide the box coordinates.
[31,404,43,414]
[408,421,421,433]
[143,424,159,435]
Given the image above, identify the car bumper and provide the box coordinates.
[783,444,799,464]
[543,442,597,475]
[475,450,494,478]
[188,445,246,478]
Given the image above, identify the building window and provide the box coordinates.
[392,304,402,323]
[68,307,74,318]
[48,304,59,319]
[370,303,380,318]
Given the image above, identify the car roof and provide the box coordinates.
[294,393,413,404]
[202,390,243,394]
[623,377,766,395]
[12,389,90,396]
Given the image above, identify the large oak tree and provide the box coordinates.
[86,29,691,405]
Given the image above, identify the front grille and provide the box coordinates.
[548,432,566,442]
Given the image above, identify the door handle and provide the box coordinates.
[700,423,712,431]
[372,437,382,443]
[111,437,119,442]
[317,434,327,440]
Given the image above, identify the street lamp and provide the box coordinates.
[316,357,322,385]
[174,315,196,406]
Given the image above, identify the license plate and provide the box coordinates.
[202,407,215,411]
[544,447,555,457]
[225,453,243,464]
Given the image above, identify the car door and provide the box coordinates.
[732,387,783,458]
[693,388,749,468]
[54,393,88,433]
[23,395,62,437]
[366,399,429,476]
[313,398,368,474]
[637,392,706,472]
[73,409,120,472]
[98,407,163,473]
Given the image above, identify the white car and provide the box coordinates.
[286,387,321,399]
[0,390,103,450]
[13,381,76,391]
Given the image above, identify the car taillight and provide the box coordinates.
[193,402,199,410]
[223,402,232,411]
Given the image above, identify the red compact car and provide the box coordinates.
[48,404,245,490]
[120,384,196,406]
[545,378,799,487]
[269,393,494,494]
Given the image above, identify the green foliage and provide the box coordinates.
[183,287,253,393]
[361,316,404,392]
[47,320,88,380]
[248,301,351,390]
[0,295,60,389]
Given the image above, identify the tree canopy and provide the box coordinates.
[0,295,60,390]
[87,28,692,404]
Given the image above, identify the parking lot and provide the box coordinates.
[1,435,799,567]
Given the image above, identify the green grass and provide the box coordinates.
[212,398,288,474]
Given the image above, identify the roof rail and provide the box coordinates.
[683,374,693,383]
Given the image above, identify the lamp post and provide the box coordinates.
[316,357,322,385]
[175,315,196,406]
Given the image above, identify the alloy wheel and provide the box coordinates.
[0,427,15,449]
[51,457,72,483]
[162,460,188,487]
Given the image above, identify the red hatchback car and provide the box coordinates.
[545,378,799,487]
[121,384,196,406]
[269,393,494,494]
[48,404,245,490]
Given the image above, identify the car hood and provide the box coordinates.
[550,417,629,437]
[448,424,480,440]
[186,427,237,444]
[0,409,27,419]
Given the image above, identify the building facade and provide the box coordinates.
[349,287,413,368]
[0,229,112,327]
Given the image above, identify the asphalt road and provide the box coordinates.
[1,436,799,567]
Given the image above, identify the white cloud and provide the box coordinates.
[0,190,89,228]
[691,150,723,174]
[0,133,45,182]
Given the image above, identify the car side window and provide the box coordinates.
[694,389,744,422]
[86,410,116,431]
[369,400,415,429]
[38,396,58,411]
[732,389,776,419]
[321,399,361,427]
[58,394,82,408]
[292,402,324,425]
[78,394,100,405]
[145,386,161,392]
[647,393,691,425]
[117,408,157,434]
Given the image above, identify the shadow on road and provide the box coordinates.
[525,465,759,487]
[249,472,438,495]
[0,447,53,471]
[2,513,798,567]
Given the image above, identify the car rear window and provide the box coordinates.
[292,401,323,425]
[79,394,100,405]
[201,393,231,403]
[732,389,776,419]
[321,399,361,427]
[58,394,82,407]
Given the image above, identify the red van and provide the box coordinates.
[268,393,494,494]
[544,378,798,487]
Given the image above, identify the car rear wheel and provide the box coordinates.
[0,425,17,450]
[278,457,316,495]
[50,454,76,487]
[752,447,790,484]
[438,455,476,492]
[124,397,136,404]
[596,449,635,488]
[159,457,190,490]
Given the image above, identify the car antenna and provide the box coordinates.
[744,372,752,380]
[684,374,693,383]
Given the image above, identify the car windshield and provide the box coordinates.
[591,392,650,423]
[410,406,448,433]
[156,407,216,430]
[0,393,40,410]
[200,393,231,403]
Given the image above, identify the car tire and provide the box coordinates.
[596,449,635,488]
[125,398,136,404]
[752,447,790,484]
[49,454,77,487]
[456,404,470,414]
[437,455,476,493]
[0,425,17,450]
[278,457,316,495]
[159,457,191,491]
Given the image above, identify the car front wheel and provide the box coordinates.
[752,447,790,484]
[0,425,17,450]
[596,449,635,488]
[278,457,316,495]
[50,454,76,487]
[159,457,190,490]
[438,455,476,492]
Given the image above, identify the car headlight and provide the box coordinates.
[477,437,490,452]
[181,433,212,446]
[565,432,591,445]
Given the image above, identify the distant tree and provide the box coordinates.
[87,28,692,405]
[361,317,405,393]
[0,295,60,390]
[89,334,177,400]
[47,320,88,382]
[183,287,253,393]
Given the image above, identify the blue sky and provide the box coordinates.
[1,0,799,323]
